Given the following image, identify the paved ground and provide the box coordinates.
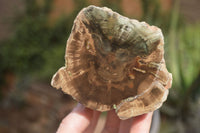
[0,82,76,133]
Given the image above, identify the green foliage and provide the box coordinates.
[140,0,169,33]
[178,24,200,88]
[0,0,73,80]
[166,22,200,106]
[166,0,200,92]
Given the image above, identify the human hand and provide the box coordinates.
[57,103,153,133]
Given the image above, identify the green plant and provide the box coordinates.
[0,0,74,81]
[163,1,200,123]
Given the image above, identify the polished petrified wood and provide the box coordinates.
[51,5,172,120]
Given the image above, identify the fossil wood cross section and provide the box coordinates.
[51,5,172,120]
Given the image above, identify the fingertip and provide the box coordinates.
[133,112,153,123]
[84,110,101,133]
[73,103,94,120]
[118,117,133,133]
[130,112,153,133]
[57,103,94,133]
[102,110,121,133]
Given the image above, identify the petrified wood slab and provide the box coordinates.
[51,5,172,120]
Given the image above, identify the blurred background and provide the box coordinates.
[0,0,199,132]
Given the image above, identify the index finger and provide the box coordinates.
[130,112,153,133]
[57,103,100,133]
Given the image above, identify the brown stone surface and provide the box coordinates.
[52,6,172,120]
[52,6,172,119]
